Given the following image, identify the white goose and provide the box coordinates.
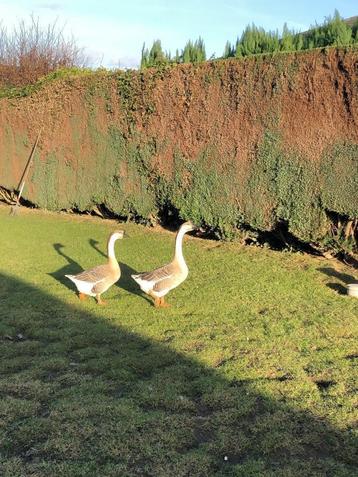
[132,221,196,307]
[65,230,124,304]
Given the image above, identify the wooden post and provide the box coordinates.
[10,130,42,215]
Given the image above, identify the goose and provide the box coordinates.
[132,221,197,307]
[65,230,124,304]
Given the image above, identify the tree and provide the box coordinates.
[140,39,169,69]
[194,36,206,62]
[223,40,235,58]
[182,37,206,63]
[148,39,167,65]
[303,10,352,49]
[0,15,87,87]
[352,18,358,43]
[280,23,295,51]
[325,10,352,46]
[238,24,259,56]
[235,24,280,57]
[182,40,193,63]
[140,43,149,69]
[294,33,304,51]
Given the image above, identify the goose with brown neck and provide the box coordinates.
[65,230,124,305]
[131,221,196,308]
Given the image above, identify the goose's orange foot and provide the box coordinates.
[154,297,161,308]
[96,295,107,305]
[79,293,87,301]
[160,298,170,308]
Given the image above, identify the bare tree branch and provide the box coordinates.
[0,14,88,87]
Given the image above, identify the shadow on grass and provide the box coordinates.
[0,273,356,476]
[48,243,83,290]
[318,267,358,295]
[88,238,107,259]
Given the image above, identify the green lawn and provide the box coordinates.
[0,204,357,476]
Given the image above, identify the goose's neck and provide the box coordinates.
[174,227,187,269]
[107,234,118,262]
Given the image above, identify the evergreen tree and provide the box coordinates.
[235,24,280,57]
[235,37,243,57]
[232,10,354,59]
[262,29,279,53]
[140,39,169,68]
[148,39,167,65]
[303,10,352,49]
[239,24,258,56]
[182,40,193,63]
[194,36,206,62]
[140,42,149,69]
[223,40,235,58]
[173,48,180,63]
[294,33,304,51]
[325,10,352,46]
[280,23,295,51]
[352,18,358,43]
[182,37,206,63]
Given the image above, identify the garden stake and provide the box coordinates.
[10,130,41,216]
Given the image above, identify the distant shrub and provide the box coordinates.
[0,15,88,87]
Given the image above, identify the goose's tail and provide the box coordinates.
[131,273,152,293]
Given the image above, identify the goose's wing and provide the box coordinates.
[92,275,114,294]
[134,262,175,284]
[153,275,177,293]
[69,264,111,284]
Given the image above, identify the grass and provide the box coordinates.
[0,204,357,476]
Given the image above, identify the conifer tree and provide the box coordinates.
[194,36,206,62]
[325,10,352,46]
[174,48,180,63]
[149,39,167,65]
[280,23,294,51]
[182,40,193,63]
[182,37,206,63]
[294,33,304,51]
[140,42,149,69]
[235,37,243,57]
[223,40,235,58]
[140,39,169,68]
[352,18,358,42]
[303,10,352,49]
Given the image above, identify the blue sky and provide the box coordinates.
[0,1,357,67]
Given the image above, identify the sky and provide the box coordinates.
[0,1,357,68]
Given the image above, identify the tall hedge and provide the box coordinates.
[1,48,357,252]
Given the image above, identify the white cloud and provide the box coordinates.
[36,3,64,11]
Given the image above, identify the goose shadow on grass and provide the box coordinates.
[318,266,358,295]
[0,271,357,476]
[48,243,83,290]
